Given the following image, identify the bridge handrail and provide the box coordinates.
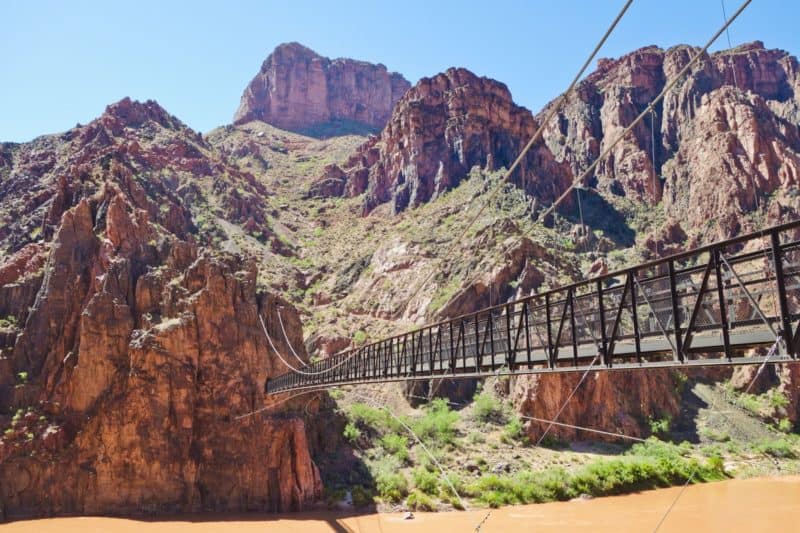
[270,216,800,390]
[322,220,800,366]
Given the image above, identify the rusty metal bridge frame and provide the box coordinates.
[266,221,800,394]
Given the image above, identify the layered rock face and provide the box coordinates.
[0,99,323,518]
[234,42,410,134]
[325,68,573,214]
[511,370,683,442]
[539,41,800,241]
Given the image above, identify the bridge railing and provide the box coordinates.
[267,220,800,393]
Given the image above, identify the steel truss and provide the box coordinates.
[267,221,800,394]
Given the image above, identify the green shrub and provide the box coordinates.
[468,431,486,444]
[351,486,374,507]
[440,472,466,509]
[349,402,381,427]
[343,423,361,443]
[370,454,406,495]
[380,433,410,463]
[502,416,525,443]
[406,489,435,511]
[411,398,459,445]
[464,474,519,507]
[767,390,790,410]
[736,393,764,415]
[777,418,794,433]
[328,388,344,400]
[472,393,504,423]
[353,330,368,345]
[627,438,692,459]
[754,438,797,459]
[348,403,403,433]
[412,468,440,495]
[699,427,730,442]
[706,455,725,473]
[735,388,789,418]
[648,416,671,437]
[376,471,408,502]
[465,438,725,508]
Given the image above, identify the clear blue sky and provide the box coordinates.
[2,0,797,142]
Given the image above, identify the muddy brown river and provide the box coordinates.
[3,476,798,532]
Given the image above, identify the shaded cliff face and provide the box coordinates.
[234,42,410,135]
[325,67,573,215]
[0,99,323,518]
[538,41,800,241]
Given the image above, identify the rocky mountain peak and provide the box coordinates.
[101,97,178,130]
[538,41,800,240]
[233,42,410,135]
[312,66,572,215]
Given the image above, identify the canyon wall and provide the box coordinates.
[0,99,323,519]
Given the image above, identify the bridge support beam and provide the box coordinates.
[772,231,794,357]
[668,260,684,362]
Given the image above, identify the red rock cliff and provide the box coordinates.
[0,99,324,519]
[234,42,410,134]
[538,41,800,240]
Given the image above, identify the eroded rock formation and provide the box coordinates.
[539,41,800,240]
[0,99,324,519]
[321,67,573,215]
[234,42,410,134]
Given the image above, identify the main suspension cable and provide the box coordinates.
[260,314,361,376]
[278,307,309,367]
[721,0,740,90]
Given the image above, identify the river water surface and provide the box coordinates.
[3,476,798,532]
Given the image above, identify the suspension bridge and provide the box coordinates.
[260,0,785,398]
[266,220,800,394]
[256,1,797,529]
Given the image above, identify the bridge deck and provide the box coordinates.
[267,221,800,394]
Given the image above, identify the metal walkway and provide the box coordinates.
[266,220,800,394]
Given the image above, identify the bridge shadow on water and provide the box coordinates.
[128,511,370,533]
